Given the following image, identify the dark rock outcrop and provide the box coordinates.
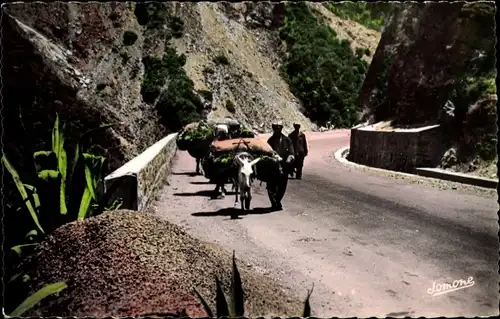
[359,2,495,126]
[457,94,498,161]
[2,2,166,176]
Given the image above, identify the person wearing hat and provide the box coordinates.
[228,122,242,139]
[288,123,309,179]
[266,121,295,211]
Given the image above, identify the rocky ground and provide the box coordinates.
[168,2,315,133]
[23,210,304,317]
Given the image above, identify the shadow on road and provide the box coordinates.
[172,172,199,177]
[190,181,212,185]
[192,207,275,219]
[174,190,238,198]
[173,190,214,197]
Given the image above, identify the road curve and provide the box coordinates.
[155,130,499,317]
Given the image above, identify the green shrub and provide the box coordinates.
[203,66,215,75]
[96,83,107,91]
[134,2,169,29]
[355,47,365,58]
[226,100,236,113]
[279,2,369,127]
[169,16,185,38]
[214,54,230,65]
[199,90,214,102]
[141,45,203,131]
[109,12,119,21]
[120,52,131,65]
[324,2,391,31]
[123,31,138,46]
[134,3,150,26]
[141,56,167,104]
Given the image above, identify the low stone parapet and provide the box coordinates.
[104,133,178,211]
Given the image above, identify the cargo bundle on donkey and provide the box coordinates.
[176,121,216,174]
[176,119,258,175]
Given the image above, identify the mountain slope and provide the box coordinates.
[168,2,315,133]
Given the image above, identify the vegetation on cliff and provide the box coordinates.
[279,2,369,127]
[451,2,496,163]
[324,2,392,31]
[141,45,203,131]
[137,3,203,132]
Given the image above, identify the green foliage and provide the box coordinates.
[324,2,391,31]
[169,16,185,38]
[279,2,369,127]
[213,54,230,65]
[450,2,496,161]
[478,136,497,161]
[96,83,107,91]
[198,89,213,102]
[2,115,120,241]
[178,122,215,144]
[134,2,169,29]
[141,45,202,131]
[194,251,314,318]
[226,100,236,113]
[123,31,138,46]
[7,282,67,317]
[3,115,121,313]
[355,47,371,58]
[203,66,215,75]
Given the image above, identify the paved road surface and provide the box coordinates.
[156,130,499,317]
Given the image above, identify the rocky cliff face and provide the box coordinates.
[167,2,315,133]
[3,2,164,173]
[2,2,315,177]
[357,2,422,122]
[359,2,495,127]
[357,1,496,176]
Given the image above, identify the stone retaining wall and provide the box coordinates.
[104,133,178,211]
[348,124,445,173]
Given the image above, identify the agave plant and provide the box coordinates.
[2,113,122,257]
[194,251,314,318]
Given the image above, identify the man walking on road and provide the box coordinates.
[288,123,309,179]
[267,121,295,211]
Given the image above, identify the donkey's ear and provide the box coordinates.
[236,156,245,166]
[250,157,261,166]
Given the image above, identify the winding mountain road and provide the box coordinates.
[156,130,499,317]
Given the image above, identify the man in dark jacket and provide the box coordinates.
[288,123,309,179]
[228,123,242,139]
[266,121,295,211]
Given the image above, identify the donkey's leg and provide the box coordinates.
[245,188,252,210]
[196,158,201,174]
[240,192,245,211]
[234,183,239,207]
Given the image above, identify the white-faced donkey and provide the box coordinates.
[233,152,261,211]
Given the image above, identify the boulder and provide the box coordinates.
[21,210,304,317]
